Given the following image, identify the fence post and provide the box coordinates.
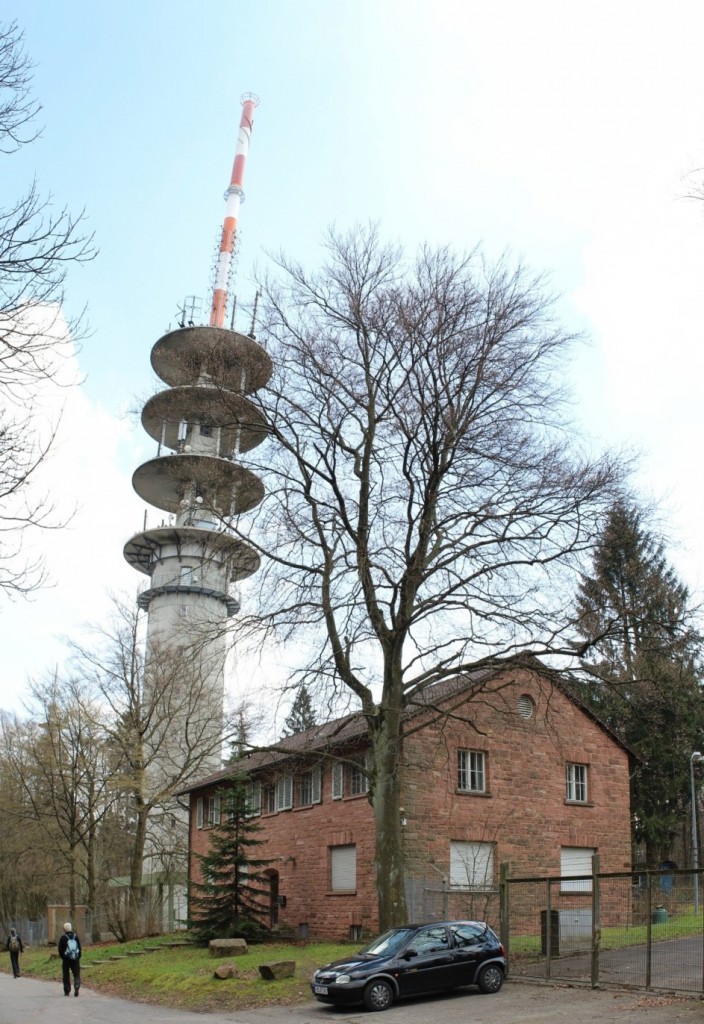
[700,868,704,993]
[545,878,553,980]
[645,871,652,989]
[591,853,600,988]
[499,862,510,974]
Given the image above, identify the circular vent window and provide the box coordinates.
[517,694,534,720]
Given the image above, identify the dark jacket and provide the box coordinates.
[7,932,23,953]
[58,931,81,960]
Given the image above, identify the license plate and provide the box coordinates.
[314,985,329,995]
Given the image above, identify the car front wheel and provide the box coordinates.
[363,978,394,1011]
[477,963,504,994]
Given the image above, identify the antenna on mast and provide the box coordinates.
[249,289,261,339]
[209,92,259,329]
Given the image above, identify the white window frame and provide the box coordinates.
[450,840,494,890]
[457,749,486,793]
[560,846,595,892]
[349,757,370,796]
[330,844,357,891]
[196,796,203,829]
[332,762,344,800]
[298,766,322,807]
[566,762,588,803]
[205,795,220,827]
[245,781,261,817]
[275,774,293,811]
[311,764,322,803]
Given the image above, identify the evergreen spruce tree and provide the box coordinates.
[225,708,250,764]
[188,780,272,942]
[575,501,704,867]
[283,685,317,736]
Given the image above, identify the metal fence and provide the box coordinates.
[0,916,48,946]
[502,863,704,993]
[404,863,704,993]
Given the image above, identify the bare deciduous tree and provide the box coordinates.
[226,226,626,929]
[70,596,239,939]
[0,20,95,596]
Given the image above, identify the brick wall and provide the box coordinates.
[188,669,632,940]
[189,763,378,939]
[401,670,631,895]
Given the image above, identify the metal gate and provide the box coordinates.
[501,860,704,993]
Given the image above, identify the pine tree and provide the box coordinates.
[575,501,704,867]
[283,685,317,736]
[188,780,272,942]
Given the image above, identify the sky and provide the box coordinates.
[3,0,704,721]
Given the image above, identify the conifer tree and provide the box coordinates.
[283,685,317,736]
[188,780,272,942]
[575,501,704,866]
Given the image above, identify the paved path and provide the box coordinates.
[1,973,702,1024]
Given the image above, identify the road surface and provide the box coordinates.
[1,973,702,1024]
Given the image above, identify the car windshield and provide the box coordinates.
[359,928,415,957]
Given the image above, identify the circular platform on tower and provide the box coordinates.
[150,326,272,393]
[132,454,264,516]
[141,385,268,453]
[124,525,261,581]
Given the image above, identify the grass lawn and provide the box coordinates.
[8,935,352,1013]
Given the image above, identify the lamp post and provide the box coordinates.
[691,751,703,915]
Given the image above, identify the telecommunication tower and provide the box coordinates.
[124,94,268,846]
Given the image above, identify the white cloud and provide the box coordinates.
[0,306,146,709]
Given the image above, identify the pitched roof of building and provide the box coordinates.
[178,658,633,797]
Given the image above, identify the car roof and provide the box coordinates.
[394,920,489,930]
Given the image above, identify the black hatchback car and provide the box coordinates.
[311,920,505,1012]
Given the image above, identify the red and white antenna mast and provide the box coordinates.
[209,92,259,328]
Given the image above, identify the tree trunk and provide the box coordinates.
[86,808,100,941]
[69,842,78,920]
[126,806,148,939]
[371,701,407,930]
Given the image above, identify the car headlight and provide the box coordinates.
[335,975,351,984]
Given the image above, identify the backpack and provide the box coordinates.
[9,935,19,953]
[66,935,79,960]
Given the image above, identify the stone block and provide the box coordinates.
[213,962,238,979]
[208,938,249,957]
[258,960,296,980]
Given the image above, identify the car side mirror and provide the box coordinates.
[404,949,418,959]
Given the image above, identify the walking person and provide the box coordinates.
[6,927,23,977]
[58,921,81,996]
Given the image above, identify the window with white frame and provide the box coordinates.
[331,762,344,800]
[275,774,293,811]
[450,840,494,890]
[457,750,486,793]
[245,781,262,817]
[330,844,357,891]
[196,796,204,829]
[566,763,588,803]
[560,846,595,892]
[298,766,322,807]
[349,757,370,796]
[204,795,220,828]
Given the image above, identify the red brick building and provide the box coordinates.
[182,664,632,940]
